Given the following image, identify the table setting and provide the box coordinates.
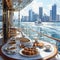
[1,34,57,60]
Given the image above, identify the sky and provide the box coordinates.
[14,0,60,19]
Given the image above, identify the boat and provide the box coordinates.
[35,19,42,26]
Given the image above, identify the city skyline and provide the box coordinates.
[21,4,60,22]
[18,0,60,19]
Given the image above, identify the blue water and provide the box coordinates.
[1,21,60,40]
[13,22,60,39]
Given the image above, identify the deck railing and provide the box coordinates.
[21,26,60,42]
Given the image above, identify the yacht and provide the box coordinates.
[35,19,42,26]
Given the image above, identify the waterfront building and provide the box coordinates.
[33,13,38,22]
[50,10,52,21]
[29,9,33,22]
[42,14,49,22]
[52,4,57,21]
[39,7,43,20]
[56,15,60,21]
[21,16,29,22]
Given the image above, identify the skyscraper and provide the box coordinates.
[33,12,38,22]
[50,10,52,21]
[21,16,29,22]
[29,9,33,22]
[39,7,43,20]
[52,4,57,21]
[56,15,60,21]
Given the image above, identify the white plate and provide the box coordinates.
[19,49,39,57]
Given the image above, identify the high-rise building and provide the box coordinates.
[42,14,49,22]
[52,4,57,21]
[50,10,52,21]
[29,9,33,22]
[33,12,38,22]
[29,10,38,22]
[56,15,60,21]
[21,16,29,22]
[39,7,43,20]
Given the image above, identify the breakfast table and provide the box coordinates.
[1,32,58,60]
